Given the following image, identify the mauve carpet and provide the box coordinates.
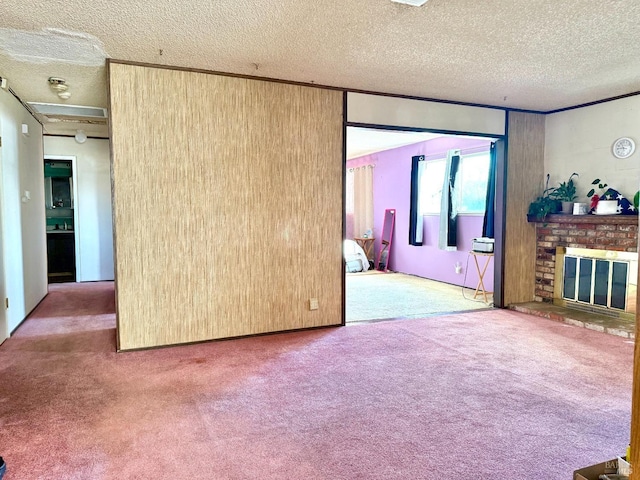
[0,282,633,479]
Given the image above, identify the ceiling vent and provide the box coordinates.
[27,102,108,124]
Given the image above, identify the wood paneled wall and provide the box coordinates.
[108,62,344,350]
[502,112,545,306]
[631,243,640,479]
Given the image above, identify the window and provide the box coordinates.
[419,151,491,215]
[420,159,446,214]
[457,152,491,213]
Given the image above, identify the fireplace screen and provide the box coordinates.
[563,256,629,311]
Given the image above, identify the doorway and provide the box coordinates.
[344,126,500,323]
[44,156,79,283]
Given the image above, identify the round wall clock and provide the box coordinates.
[612,137,635,159]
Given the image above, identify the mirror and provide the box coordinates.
[377,209,396,272]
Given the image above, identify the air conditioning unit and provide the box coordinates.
[472,237,494,253]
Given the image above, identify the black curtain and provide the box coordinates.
[482,142,497,238]
[439,151,460,250]
[409,155,425,246]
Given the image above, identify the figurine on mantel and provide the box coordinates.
[587,179,638,215]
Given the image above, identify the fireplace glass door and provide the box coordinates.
[612,262,629,310]
[563,255,629,311]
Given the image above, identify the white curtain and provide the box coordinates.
[346,165,374,239]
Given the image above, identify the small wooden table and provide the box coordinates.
[354,237,375,260]
[469,251,494,303]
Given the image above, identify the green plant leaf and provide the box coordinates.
[634,191,639,209]
[587,188,595,197]
[592,179,600,185]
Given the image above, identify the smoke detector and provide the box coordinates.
[391,0,428,5]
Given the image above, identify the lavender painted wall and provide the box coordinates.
[347,136,494,291]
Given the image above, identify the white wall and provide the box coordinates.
[0,88,47,337]
[44,137,114,282]
[347,92,506,136]
[0,111,5,342]
[545,95,640,202]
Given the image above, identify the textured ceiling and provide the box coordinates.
[347,127,441,159]
[1,0,640,136]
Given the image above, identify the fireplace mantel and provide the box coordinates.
[528,214,638,302]
[527,213,638,225]
[527,214,638,226]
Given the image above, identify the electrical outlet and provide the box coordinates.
[309,298,319,311]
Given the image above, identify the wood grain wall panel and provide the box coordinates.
[502,112,545,306]
[109,63,344,350]
[632,255,640,480]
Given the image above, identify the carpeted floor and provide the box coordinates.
[0,282,632,479]
[346,271,491,322]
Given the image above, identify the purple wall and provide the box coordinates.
[347,137,494,291]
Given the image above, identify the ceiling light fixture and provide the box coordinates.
[74,130,87,144]
[49,83,67,93]
[391,0,428,5]
[48,77,72,100]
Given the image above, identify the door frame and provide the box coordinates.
[342,123,508,320]
[44,155,80,282]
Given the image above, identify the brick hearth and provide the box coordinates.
[528,214,638,302]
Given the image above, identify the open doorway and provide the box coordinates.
[44,156,79,283]
[344,126,499,323]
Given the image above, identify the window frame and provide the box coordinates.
[419,149,491,216]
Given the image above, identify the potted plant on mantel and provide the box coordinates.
[586,178,614,213]
[554,173,579,214]
[527,174,561,221]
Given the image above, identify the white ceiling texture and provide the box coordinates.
[1,0,639,139]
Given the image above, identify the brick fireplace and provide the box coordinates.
[530,214,638,308]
